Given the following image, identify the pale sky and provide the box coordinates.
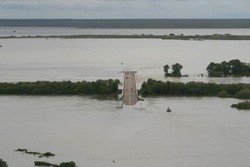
[0,0,250,19]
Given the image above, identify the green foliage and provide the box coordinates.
[0,80,120,95]
[164,63,183,77]
[217,91,231,98]
[231,101,250,110]
[59,161,76,167]
[171,63,183,77]
[163,65,170,74]
[234,89,250,99]
[34,161,57,166]
[0,159,8,167]
[15,148,55,158]
[140,79,250,98]
[207,59,250,77]
[34,161,77,167]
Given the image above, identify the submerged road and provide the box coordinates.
[122,71,138,106]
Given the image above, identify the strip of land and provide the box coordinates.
[0,79,250,99]
[0,80,120,95]
[2,34,250,40]
[140,79,250,99]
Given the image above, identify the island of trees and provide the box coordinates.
[207,59,250,77]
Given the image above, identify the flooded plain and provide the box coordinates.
[0,96,250,167]
[0,28,250,166]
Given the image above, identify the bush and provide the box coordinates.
[234,89,250,99]
[231,101,250,110]
[0,159,8,167]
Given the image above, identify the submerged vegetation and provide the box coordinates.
[140,79,250,99]
[0,80,120,95]
[2,34,250,40]
[231,101,250,110]
[0,159,8,167]
[15,148,55,158]
[207,59,250,77]
[34,161,77,167]
[164,63,183,77]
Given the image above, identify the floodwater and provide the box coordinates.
[0,38,250,84]
[1,28,250,167]
[0,96,250,167]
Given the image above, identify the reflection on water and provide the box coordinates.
[0,38,250,84]
[0,96,250,167]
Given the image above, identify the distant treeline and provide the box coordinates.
[0,80,120,95]
[1,19,250,28]
[140,79,250,99]
[2,34,250,40]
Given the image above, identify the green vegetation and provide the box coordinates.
[234,89,250,99]
[140,79,250,99]
[231,101,250,110]
[15,148,55,158]
[0,80,120,95]
[0,159,8,167]
[164,63,183,77]
[34,161,76,167]
[207,59,250,77]
[2,34,250,40]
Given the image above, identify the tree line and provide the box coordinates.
[0,80,120,95]
[140,79,250,99]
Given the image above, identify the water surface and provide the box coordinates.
[0,38,250,84]
[0,96,249,167]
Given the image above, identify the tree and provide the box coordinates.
[163,64,170,76]
[0,159,8,167]
[229,59,244,76]
[171,63,183,77]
